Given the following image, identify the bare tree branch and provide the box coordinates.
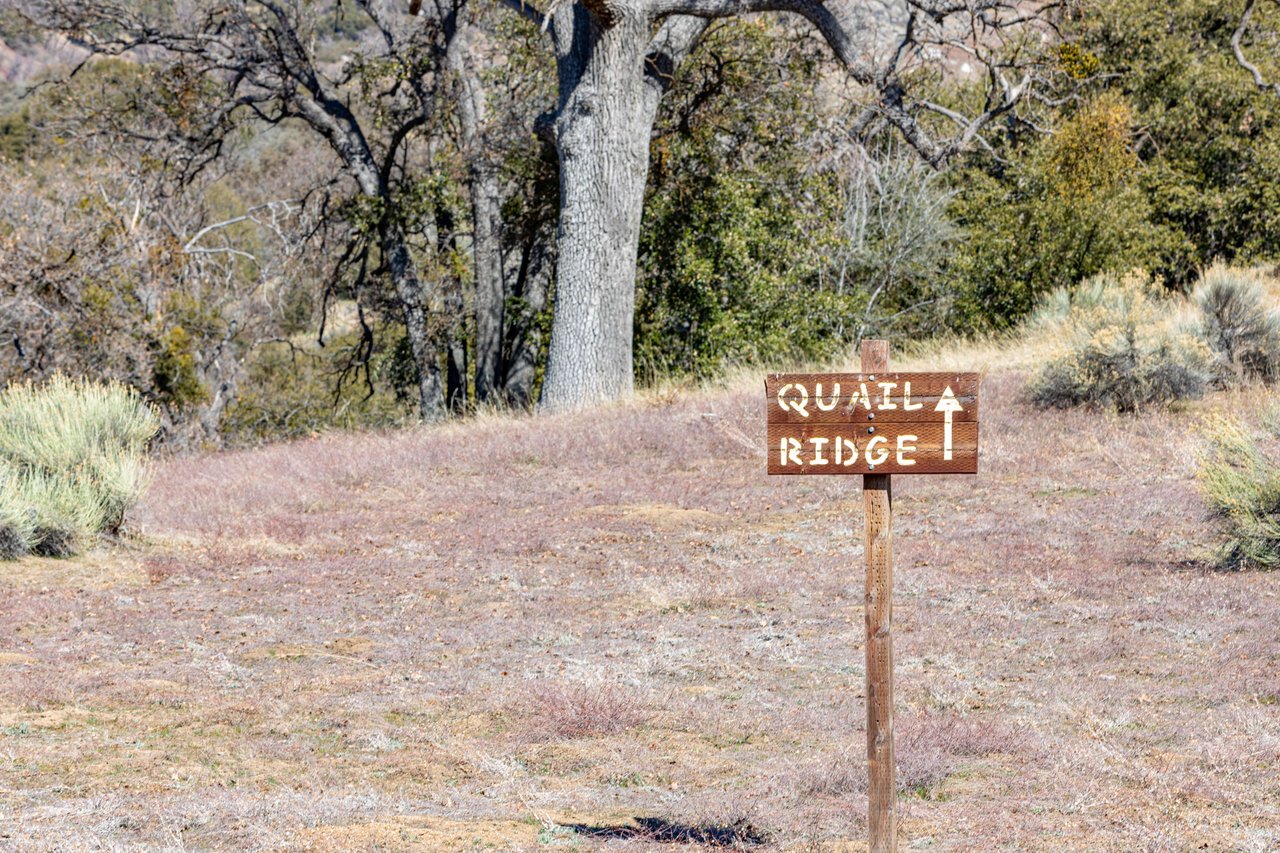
[493,0,548,27]
[645,15,709,95]
[1234,0,1280,96]
[640,0,1060,166]
[13,0,467,418]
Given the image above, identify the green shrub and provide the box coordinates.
[19,469,108,558]
[1025,274,1125,333]
[0,460,35,559]
[1071,0,1280,287]
[0,376,158,558]
[1028,272,1212,411]
[1191,264,1280,385]
[636,19,873,379]
[1197,414,1280,570]
[219,334,416,445]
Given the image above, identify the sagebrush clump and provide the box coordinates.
[0,377,158,559]
[1024,273,1121,333]
[1028,272,1212,412]
[0,460,35,559]
[1197,414,1280,571]
[1191,264,1280,385]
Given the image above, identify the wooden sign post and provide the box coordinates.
[766,341,979,853]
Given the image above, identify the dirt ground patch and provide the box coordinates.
[240,636,377,664]
[0,549,149,590]
[293,816,538,852]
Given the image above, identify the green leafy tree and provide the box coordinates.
[635,22,848,378]
[948,93,1184,328]
[1075,0,1280,280]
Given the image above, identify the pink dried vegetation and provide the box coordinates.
[896,710,1032,795]
[790,728,964,803]
[523,681,652,741]
[5,374,1279,849]
[792,747,867,797]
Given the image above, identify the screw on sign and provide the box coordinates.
[766,341,979,853]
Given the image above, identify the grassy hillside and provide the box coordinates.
[0,351,1277,850]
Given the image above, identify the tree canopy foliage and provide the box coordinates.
[1,0,1279,441]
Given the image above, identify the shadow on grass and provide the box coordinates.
[566,817,767,846]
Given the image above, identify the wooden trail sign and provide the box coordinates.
[766,343,980,853]
[765,372,979,475]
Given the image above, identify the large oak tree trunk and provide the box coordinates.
[538,12,657,412]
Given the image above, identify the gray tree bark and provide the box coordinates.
[384,225,447,420]
[449,20,506,404]
[537,9,701,412]
[471,166,505,403]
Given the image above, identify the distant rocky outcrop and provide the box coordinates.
[0,33,87,86]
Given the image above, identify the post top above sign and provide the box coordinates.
[765,370,980,475]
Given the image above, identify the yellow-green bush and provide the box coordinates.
[946,95,1186,329]
[1028,272,1212,411]
[17,468,109,558]
[1024,273,1123,333]
[0,376,158,558]
[1197,413,1280,570]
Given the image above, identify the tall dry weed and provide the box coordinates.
[523,681,652,741]
[1197,412,1280,570]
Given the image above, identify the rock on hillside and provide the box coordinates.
[0,33,85,85]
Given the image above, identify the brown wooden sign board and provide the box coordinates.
[765,372,980,475]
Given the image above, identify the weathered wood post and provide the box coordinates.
[765,345,979,853]
[861,339,895,852]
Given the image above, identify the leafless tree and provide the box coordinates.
[12,0,550,419]
[0,157,306,445]
[825,142,957,341]
[435,4,557,408]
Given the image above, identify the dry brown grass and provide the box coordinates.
[1,361,1278,850]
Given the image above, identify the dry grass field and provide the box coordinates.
[1,363,1278,851]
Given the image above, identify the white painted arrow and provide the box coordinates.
[934,386,964,461]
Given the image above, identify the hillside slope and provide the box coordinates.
[1,369,1277,851]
